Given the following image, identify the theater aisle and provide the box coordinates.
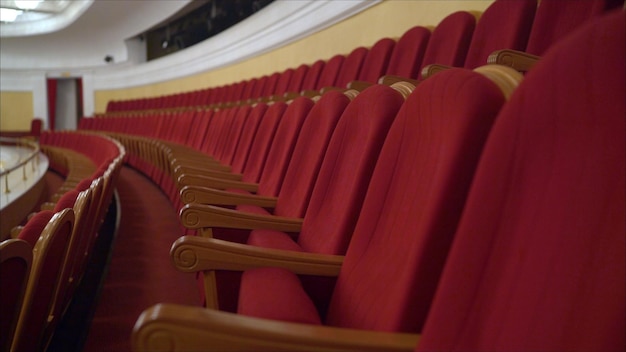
[82,166,200,351]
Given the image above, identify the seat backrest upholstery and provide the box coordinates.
[357,38,396,83]
[385,26,431,79]
[229,103,268,174]
[526,0,624,55]
[463,0,536,69]
[297,84,406,256]
[13,209,75,352]
[418,10,625,351]
[325,68,507,332]
[420,11,476,78]
[0,239,32,352]
[302,60,325,91]
[273,90,352,219]
[316,55,345,89]
[255,97,314,196]
[334,47,368,87]
[240,101,288,183]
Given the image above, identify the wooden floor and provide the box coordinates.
[50,166,200,351]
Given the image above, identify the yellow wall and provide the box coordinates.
[94,0,493,112]
[0,91,34,131]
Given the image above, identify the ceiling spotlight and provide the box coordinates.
[161,39,169,49]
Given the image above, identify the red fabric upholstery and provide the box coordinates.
[287,64,309,93]
[239,102,288,184]
[335,47,368,87]
[273,90,351,219]
[463,0,536,69]
[18,211,54,247]
[239,267,322,325]
[420,11,475,78]
[14,209,74,351]
[302,59,325,91]
[228,103,267,174]
[325,68,504,332]
[357,38,396,82]
[526,0,624,55]
[254,97,314,197]
[241,84,406,320]
[385,26,431,79]
[316,54,345,89]
[240,69,505,328]
[418,11,625,351]
[0,239,31,352]
[274,68,294,96]
[53,190,79,212]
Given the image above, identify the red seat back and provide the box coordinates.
[463,0,536,69]
[526,0,624,55]
[420,11,476,79]
[325,68,506,332]
[385,26,431,79]
[357,38,396,83]
[419,11,625,351]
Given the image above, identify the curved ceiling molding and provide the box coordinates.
[93,0,379,90]
[0,0,93,37]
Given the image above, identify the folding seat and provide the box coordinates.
[180,90,351,213]
[332,46,369,88]
[346,37,396,90]
[417,11,475,80]
[177,98,312,199]
[12,208,74,352]
[419,10,625,351]
[380,25,431,82]
[490,0,623,72]
[285,64,309,95]
[173,105,265,181]
[313,54,345,91]
[262,72,281,99]
[272,68,295,98]
[422,0,536,79]
[133,63,515,350]
[175,101,287,192]
[0,238,31,352]
[300,59,325,92]
[178,84,406,312]
[133,11,624,351]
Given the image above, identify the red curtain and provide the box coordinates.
[46,79,57,131]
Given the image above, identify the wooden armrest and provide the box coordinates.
[180,185,277,207]
[180,203,303,232]
[171,158,231,172]
[487,49,540,72]
[420,64,453,80]
[177,174,258,192]
[346,80,374,91]
[133,304,420,352]
[174,165,242,181]
[10,226,24,239]
[378,75,421,87]
[171,236,343,276]
[319,86,345,94]
[40,202,56,211]
[283,91,301,101]
[300,89,321,98]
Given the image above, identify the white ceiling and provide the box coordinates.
[0,0,192,69]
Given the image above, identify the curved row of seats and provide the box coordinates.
[0,132,125,352]
[103,0,622,113]
[74,7,625,351]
